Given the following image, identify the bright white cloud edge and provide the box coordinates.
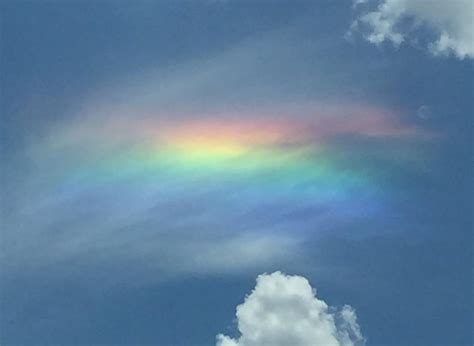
[351,0,474,59]
[216,271,365,346]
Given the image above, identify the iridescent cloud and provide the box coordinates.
[6,103,433,279]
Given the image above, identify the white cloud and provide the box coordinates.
[352,0,368,8]
[351,0,474,59]
[216,271,365,346]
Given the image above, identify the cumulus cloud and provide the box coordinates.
[351,0,474,59]
[216,271,365,346]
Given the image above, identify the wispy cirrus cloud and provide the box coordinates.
[2,28,434,285]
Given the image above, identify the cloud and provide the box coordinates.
[216,271,365,346]
[2,27,431,285]
[351,0,474,59]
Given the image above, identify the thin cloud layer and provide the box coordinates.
[2,29,433,284]
[351,0,474,59]
[216,271,365,346]
[3,102,428,282]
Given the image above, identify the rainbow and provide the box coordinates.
[33,106,429,233]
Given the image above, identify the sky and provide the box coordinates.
[0,1,473,345]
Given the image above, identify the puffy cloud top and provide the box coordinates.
[216,271,365,346]
[351,0,474,59]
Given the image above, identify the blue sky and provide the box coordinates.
[1,1,472,345]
